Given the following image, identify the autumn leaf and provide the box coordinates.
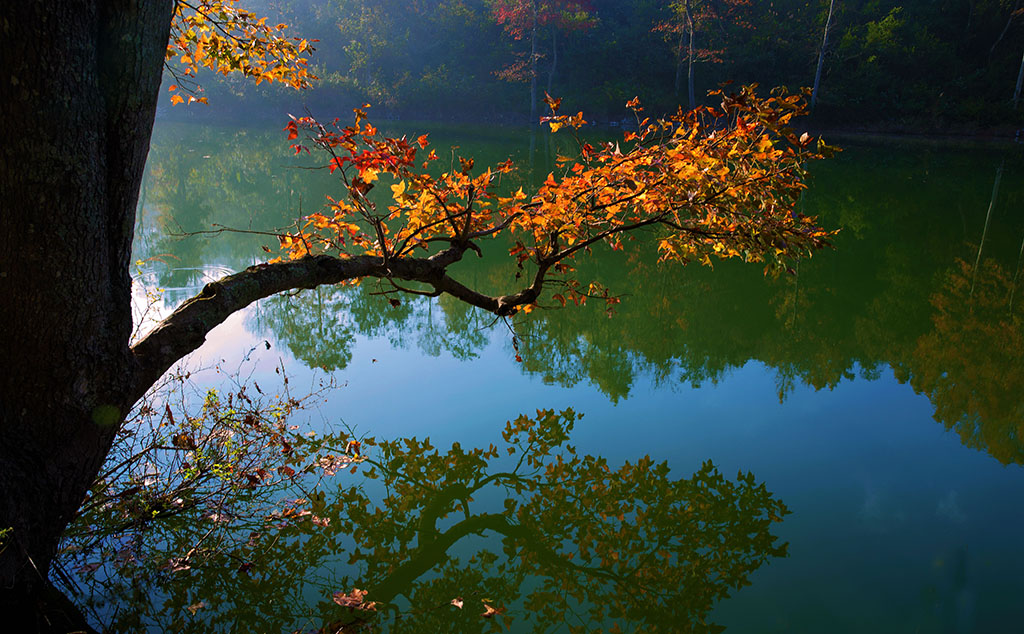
[332,588,378,611]
[481,602,506,618]
[543,91,562,113]
[166,0,316,105]
[276,86,833,320]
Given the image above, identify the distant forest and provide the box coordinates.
[168,0,1024,132]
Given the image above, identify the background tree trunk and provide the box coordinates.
[812,0,836,110]
[0,1,173,629]
[685,0,696,110]
[1014,47,1024,108]
[530,0,539,121]
[674,29,685,96]
[547,28,558,95]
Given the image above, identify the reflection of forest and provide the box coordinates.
[71,410,788,633]
[138,127,1024,464]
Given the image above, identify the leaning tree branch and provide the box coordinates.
[129,243,547,402]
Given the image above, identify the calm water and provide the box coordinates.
[115,120,1024,632]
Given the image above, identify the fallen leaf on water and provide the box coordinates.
[332,588,378,611]
[481,602,505,618]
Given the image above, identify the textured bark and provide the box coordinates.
[0,0,173,629]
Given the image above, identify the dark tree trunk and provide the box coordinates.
[0,1,174,629]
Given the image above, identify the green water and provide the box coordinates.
[109,120,1024,632]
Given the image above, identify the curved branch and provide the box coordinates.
[131,254,418,400]
[129,243,546,401]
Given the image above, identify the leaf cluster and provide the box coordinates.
[279,87,835,315]
[166,0,317,104]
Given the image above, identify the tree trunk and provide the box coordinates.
[684,0,697,110]
[1014,47,1024,109]
[547,28,558,95]
[530,0,539,121]
[990,0,1021,56]
[674,28,685,97]
[812,0,836,110]
[0,1,173,629]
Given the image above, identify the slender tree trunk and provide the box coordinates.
[530,0,538,121]
[547,29,558,95]
[674,28,685,96]
[0,1,174,629]
[990,0,1021,56]
[684,0,696,110]
[812,0,836,110]
[962,0,975,50]
[1014,47,1024,108]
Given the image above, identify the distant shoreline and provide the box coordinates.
[155,103,1024,148]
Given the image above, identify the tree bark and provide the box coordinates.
[812,0,836,110]
[0,1,173,629]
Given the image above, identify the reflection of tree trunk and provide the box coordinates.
[971,163,1002,301]
[1010,229,1024,314]
[546,127,554,173]
[685,0,696,110]
[789,258,801,329]
[811,0,836,110]
[528,125,536,175]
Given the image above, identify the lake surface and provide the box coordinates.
[114,119,1024,632]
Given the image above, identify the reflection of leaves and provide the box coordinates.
[332,588,378,611]
[259,287,357,371]
[903,258,1024,465]
[256,281,489,370]
[70,409,788,633]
